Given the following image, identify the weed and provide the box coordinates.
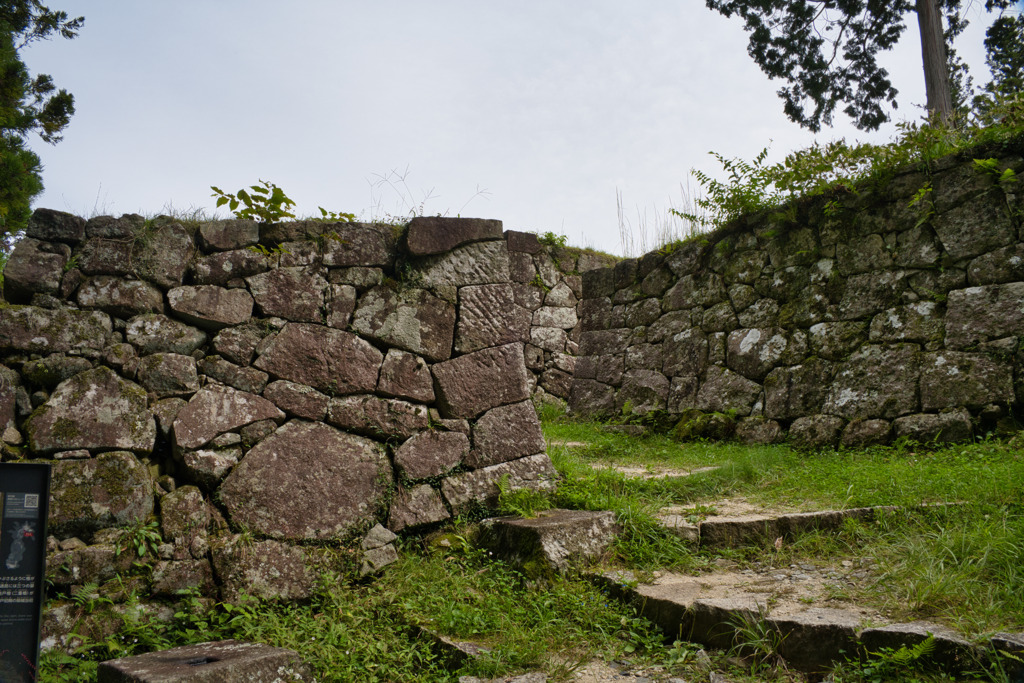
[537,231,568,249]
[727,605,786,675]
[114,520,162,559]
[211,180,296,223]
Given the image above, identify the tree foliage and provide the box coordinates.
[0,1,82,240]
[704,0,1016,132]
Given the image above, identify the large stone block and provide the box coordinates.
[567,379,616,418]
[441,453,557,513]
[173,384,284,450]
[763,358,834,420]
[326,394,429,440]
[376,349,435,403]
[25,367,155,455]
[394,430,469,480]
[133,221,195,289]
[126,314,207,356]
[211,537,315,602]
[696,366,762,416]
[823,344,920,419]
[726,327,807,381]
[26,208,85,244]
[455,284,530,353]
[3,237,67,301]
[246,266,326,322]
[49,451,153,539]
[478,509,619,573]
[351,286,456,362]
[262,380,331,420]
[167,285,254,331]
[198,219,260,251]
[920,351,1014,412]
[388,484,451,532]
[192,248,272,286]
[136,353,200,398]
[77,276,164,318]
[431,343,530,419]
[932,200,1016,260]
[868,302,943,343]
[415,240,511,288]
[219,421,390,540]
[616,369,670,414]
[320,223,395,267]
[467,401,545,469]
[253,322,383,395]
[945,283,1024,349]
[407,216,503,255]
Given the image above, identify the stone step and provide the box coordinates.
[588,570,1016,676]
[657,505,889,549]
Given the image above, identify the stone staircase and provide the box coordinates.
[475,505,1024,680]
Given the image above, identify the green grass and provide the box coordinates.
[542,416,1024,638]
[40,415,1024,682]
[40,536,664,682]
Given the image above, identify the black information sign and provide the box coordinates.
[0,463,51,683]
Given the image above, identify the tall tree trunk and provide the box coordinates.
[916,0,953,125]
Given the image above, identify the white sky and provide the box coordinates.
[22,1,1015,256]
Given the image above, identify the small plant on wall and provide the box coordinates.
[210,180,356,224]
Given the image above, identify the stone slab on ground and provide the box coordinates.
[591,568,882,674]
[478,509,619,573]
[97,639,312,682]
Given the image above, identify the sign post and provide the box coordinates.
[0,463,51,683]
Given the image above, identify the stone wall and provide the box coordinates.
[0,210,590,637]
[503,231,618,405]
[569,147,1024,448]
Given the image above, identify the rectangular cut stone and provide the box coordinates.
[945,283,1024,349]
[0,306,111,353]
[96,639,313,682]
[431,343,530,419]
[455,284,530,353]
[920,351,1013,412]
[441,453,557,513]
[416,241,511,289]
[406,216,503,255]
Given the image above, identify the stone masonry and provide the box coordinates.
[0,211,604,648]
[570,147,1024,448]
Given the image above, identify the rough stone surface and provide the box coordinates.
[455,284,531,353]
[77,276,164,317]
[192,248,271,286]
[326,394,429,440]
[788,414,845,449]
[212,538,316,602]
[49,451,154,538]
[320,223,394,267]
[388,484,451,531]
[126,314,207,356]
[892,410,973,444]
[262,380,331,420]
[136,353,200,398]
[351,286,456,362]
[376,349,435,403]
[432,343,531,418]
[199,219,260,251]
[407,216,503,255]
[441,454,558,513]
[246,266,326,322]
[394,430,469,480]
[219,421,390,540]
[253,323,383,395]
[26,367,156,454]
[467,400,546,469]
[3,237,67,300]
[167,285,254,331]
[0,306,111,354]
[173,384,284,450]
[416,240,511,289]
[478,509,619,573]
